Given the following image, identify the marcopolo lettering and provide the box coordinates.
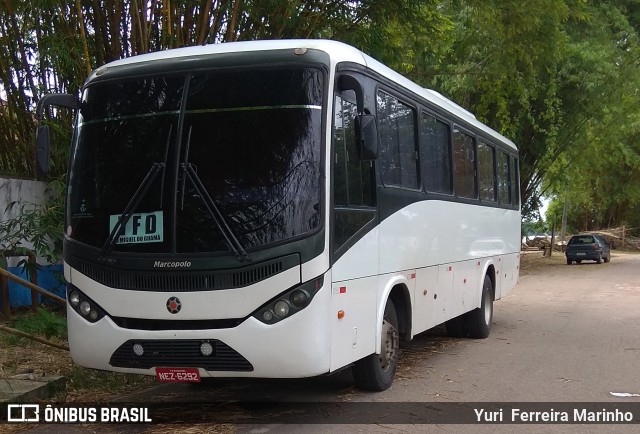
[153,260,192,268]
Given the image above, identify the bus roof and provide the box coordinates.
[97,39,517,151]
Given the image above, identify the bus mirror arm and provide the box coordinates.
[36,93,79,120]
[34,93,79,179]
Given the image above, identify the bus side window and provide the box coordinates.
[477,142,496,202]
[511,156,519,206]
[420,112,452,194]
[497,151,511,204]
[453,127,477,199]
[376,90,419,189]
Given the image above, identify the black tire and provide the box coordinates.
[567,258,572,265]
[604,254,610,263]
[445,315,468,337]
[465,275,494,339]
[596,253,602,264]
[352,299,399,391]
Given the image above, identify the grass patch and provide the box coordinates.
[67,367,154,400]
[8,306,67,339]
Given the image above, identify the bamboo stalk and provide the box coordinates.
[0,268,66,305]
[0,324,69,351]
[75,0,92,75]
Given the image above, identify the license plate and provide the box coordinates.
[155,367,201,382]
[576,252,586,256]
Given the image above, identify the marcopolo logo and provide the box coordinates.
[166,297,182,314]
[153,260,192,268]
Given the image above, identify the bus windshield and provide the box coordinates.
[67,66,324,254]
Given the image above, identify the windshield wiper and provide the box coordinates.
[178,126,250,263]
[181,162,251,263]
[99,162,165,261]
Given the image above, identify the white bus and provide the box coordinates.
[37,39,520,391]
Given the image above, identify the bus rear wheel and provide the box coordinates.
[352,299,399,391]
[466,275,494,339]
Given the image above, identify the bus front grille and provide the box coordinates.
[74,254,299,291]
[109,339,253,371]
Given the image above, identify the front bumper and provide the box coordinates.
[67,287,332,378]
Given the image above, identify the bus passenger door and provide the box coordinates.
[330,90,379,371]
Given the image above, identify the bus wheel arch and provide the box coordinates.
[485,264,496,301]
[352,297,400,391]
[389,284,412,344]
[446,269,495,339]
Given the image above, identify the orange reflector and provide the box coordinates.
[337,310,345,319]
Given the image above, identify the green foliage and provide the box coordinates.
[1,0,639,236]
[9,307,67,340]
[522,219,550,237]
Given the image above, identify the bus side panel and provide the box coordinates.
[448,259,480,318]
[378,201,519,273]
[329,276,378,371]
[330,226,379,371]
[497,252,520,299]
[412,265,441,335]
[435,263,454,325]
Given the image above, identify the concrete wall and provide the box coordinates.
[1,177,65,306]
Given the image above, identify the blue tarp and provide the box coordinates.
[6,264,65,307]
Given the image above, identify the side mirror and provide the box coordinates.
[355,114,378,160]
[33,93,78,179]
[35,124,51,178]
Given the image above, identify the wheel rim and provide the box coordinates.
[379,318,398,372]
[483,289,492,325]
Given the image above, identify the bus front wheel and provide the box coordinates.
[352,299,399,391]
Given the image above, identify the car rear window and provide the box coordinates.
[569,236,595,245]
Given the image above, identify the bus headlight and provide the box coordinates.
[79,301,91,316]
[273,301,290,318]
[69,290,80,307]
[290,289,310,308]
[252,276,324,325]
[66,284,107,324]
